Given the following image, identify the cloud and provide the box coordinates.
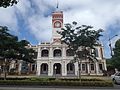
[0,0,120,58]
[1,0,120,41]
[0,7,18,33]
[28,14,52,42]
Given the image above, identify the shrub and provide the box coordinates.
[0,77,28,80]
[0,77,113,87]
[29,77,49,81]
[0,79,113,87]
[60,78,104,81]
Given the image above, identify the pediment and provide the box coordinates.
[51,39,62,45]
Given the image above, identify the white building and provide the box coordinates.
[35,9,107,77]
[7,8,107,76]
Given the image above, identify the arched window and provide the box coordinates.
[82,64,86,71]
[90,64,94,70]
[95,48,99,57]
[99,64,103,71]
[53,63,61,74]
[66,49,74,56]
[54,49,62,57]
[41,49,49,57]
[41,63,48,74]
[67,63,75,74]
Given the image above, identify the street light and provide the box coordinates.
[108,34,118,56]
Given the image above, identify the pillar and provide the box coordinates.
[62,61,67,76]
[18,60,22,75]
[74,62,79,76]
[95,62,99,75]
[48,61,53,76]
[62,47,66,59]
[103,60,107,71]
[49,47,53,59]
[37,47,41,58]
[9,60,15,71]
[87,63,90,75]
[36,61,41,76]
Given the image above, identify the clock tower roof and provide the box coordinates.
[53,0,62,12]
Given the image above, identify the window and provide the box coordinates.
[41,63,48,74]
[82,64,85,71]
[41,64,48,71]
[54,49,62,57]
[66,49,74,56]
[90,64,94,70]
[100,48,103,59]
[95,48,99,57]
[43,65,47,71]
[70,64,73,71]
[99,64,103,71]
[67,63,74,71]
[41,50,49,57]
[32,64,35,71]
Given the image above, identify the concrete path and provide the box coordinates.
[0,87,119,90]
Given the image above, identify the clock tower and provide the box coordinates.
[52,10,63,42]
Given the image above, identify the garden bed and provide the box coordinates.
[0,77,113,87]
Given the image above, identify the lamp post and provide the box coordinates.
[108,34,118,56]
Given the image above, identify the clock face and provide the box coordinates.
[54,21,61,28]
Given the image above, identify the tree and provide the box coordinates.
[58,21,103,80]
[0,0,18,8]
[0,26,36,79]
[17,40,36,63]
[111,39,120,71]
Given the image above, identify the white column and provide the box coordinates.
[48,61,53,76]
[74,62,79,76]
[9,60,15,70]
[36,61,41,76]
[103,60,107,71]
[64,61,67,76]
[87,63,90,74]
[95,62,99,75]
[27,63,31,74]
[37,47,41,58]
[62,61,67,76]
[18,60,22,75]
[49,47,53,59]
[62,46,66,59]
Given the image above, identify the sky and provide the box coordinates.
[0,0,120,58]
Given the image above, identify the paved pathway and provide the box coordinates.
[0,87,119,90]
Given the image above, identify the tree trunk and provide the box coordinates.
[78,61,81,82]
[4,58,7,80]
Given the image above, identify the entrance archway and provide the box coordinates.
[53,63,61,75]
[40,63,48,75]
[67,63,75,75]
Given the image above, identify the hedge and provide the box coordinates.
[0,80,113,87]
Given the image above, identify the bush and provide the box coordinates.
[0,79,113,87]
[0,77,28,80]
[60,78,104,81]
[29,77,49,81]
[0,77,113,87]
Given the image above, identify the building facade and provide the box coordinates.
[35,10,107,77]
[0,9,107,77]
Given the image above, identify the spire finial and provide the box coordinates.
[56,0,59,9]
